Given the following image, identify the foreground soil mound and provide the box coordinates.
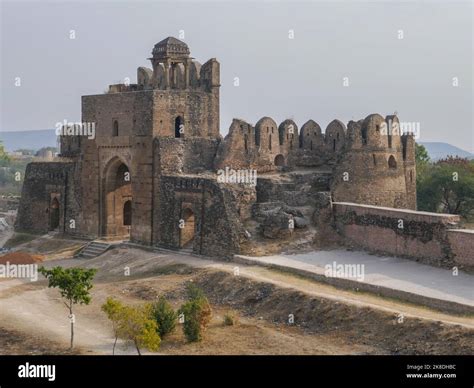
[0,251,44,265]
[194,270,474,355]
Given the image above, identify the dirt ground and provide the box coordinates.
[0,238,473,355]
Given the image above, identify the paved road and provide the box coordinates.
[235,250,474,307]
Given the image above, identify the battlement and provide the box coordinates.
[107,37,220,94]
[215,113,416,172]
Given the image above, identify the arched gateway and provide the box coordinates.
[102,157,132,238]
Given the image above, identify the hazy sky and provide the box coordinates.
[1,0,473,151]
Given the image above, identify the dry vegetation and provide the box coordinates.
[0,240,473,355]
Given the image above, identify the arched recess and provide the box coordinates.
[113,120,119,137]
[102,157,132,238]
[49,197,60,231]
[274,154,285,167]
[123,200,132,226]
[388,155,397,169]
[180,207,195,248]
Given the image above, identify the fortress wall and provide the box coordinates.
[157,176,250,256]
[155,138,186,174]
[15,162,75,234]
[332,202,470,269]
[156,138,219,175]
[182,138,220,173]
[331,150,411,208]
[216,117,350,172]
[214,119,260,171]
[447,229,474,268]
[152,89,219,138]
[216,114,414,179]
[82,91,153,140]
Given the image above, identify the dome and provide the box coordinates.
[152,37,190,59]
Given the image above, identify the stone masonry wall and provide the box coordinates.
[332,202,474,270]
[447,229,474,269]
[156,175,252,257]
[15,162,75,234]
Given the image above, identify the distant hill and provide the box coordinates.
[419,142,474,161]
[0,130,57,152]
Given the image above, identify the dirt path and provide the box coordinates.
[0,276,375,355]
[0,245,472,355]
[121,250,474,329]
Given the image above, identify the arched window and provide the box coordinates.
[113,120,119,136]
[274,154,285,166]
[175,116,184,138]
[123,200,132,226]
[269,135,272,150]
[361,127,368,145]
[388,155,397,169]
[373,154,377,166]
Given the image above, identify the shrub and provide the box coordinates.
[101,297,124,354]
[150,296,177,338]
[101,299,161,355]
[223,313,236,326]
[178,284,212,342]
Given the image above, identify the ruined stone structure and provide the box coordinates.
[16,37,419,257]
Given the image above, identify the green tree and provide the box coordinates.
[415,143,430,165]
[178,284,212,343]
[39,266,97,349]
[150,296,177,338]
[415,143,430,179]
[102,298,161,355]
[417,157,474,218]
[117,303,161,355]
[101,297,124,354]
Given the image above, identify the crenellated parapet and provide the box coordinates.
[215,116,350,171]
[330,114,417,209]
[214,113,417,208]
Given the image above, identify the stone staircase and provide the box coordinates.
[179,246,194,254]
[78,241,111,259]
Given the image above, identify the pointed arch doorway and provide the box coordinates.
[102,158,132,238]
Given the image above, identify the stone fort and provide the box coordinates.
[16,37,427,259]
